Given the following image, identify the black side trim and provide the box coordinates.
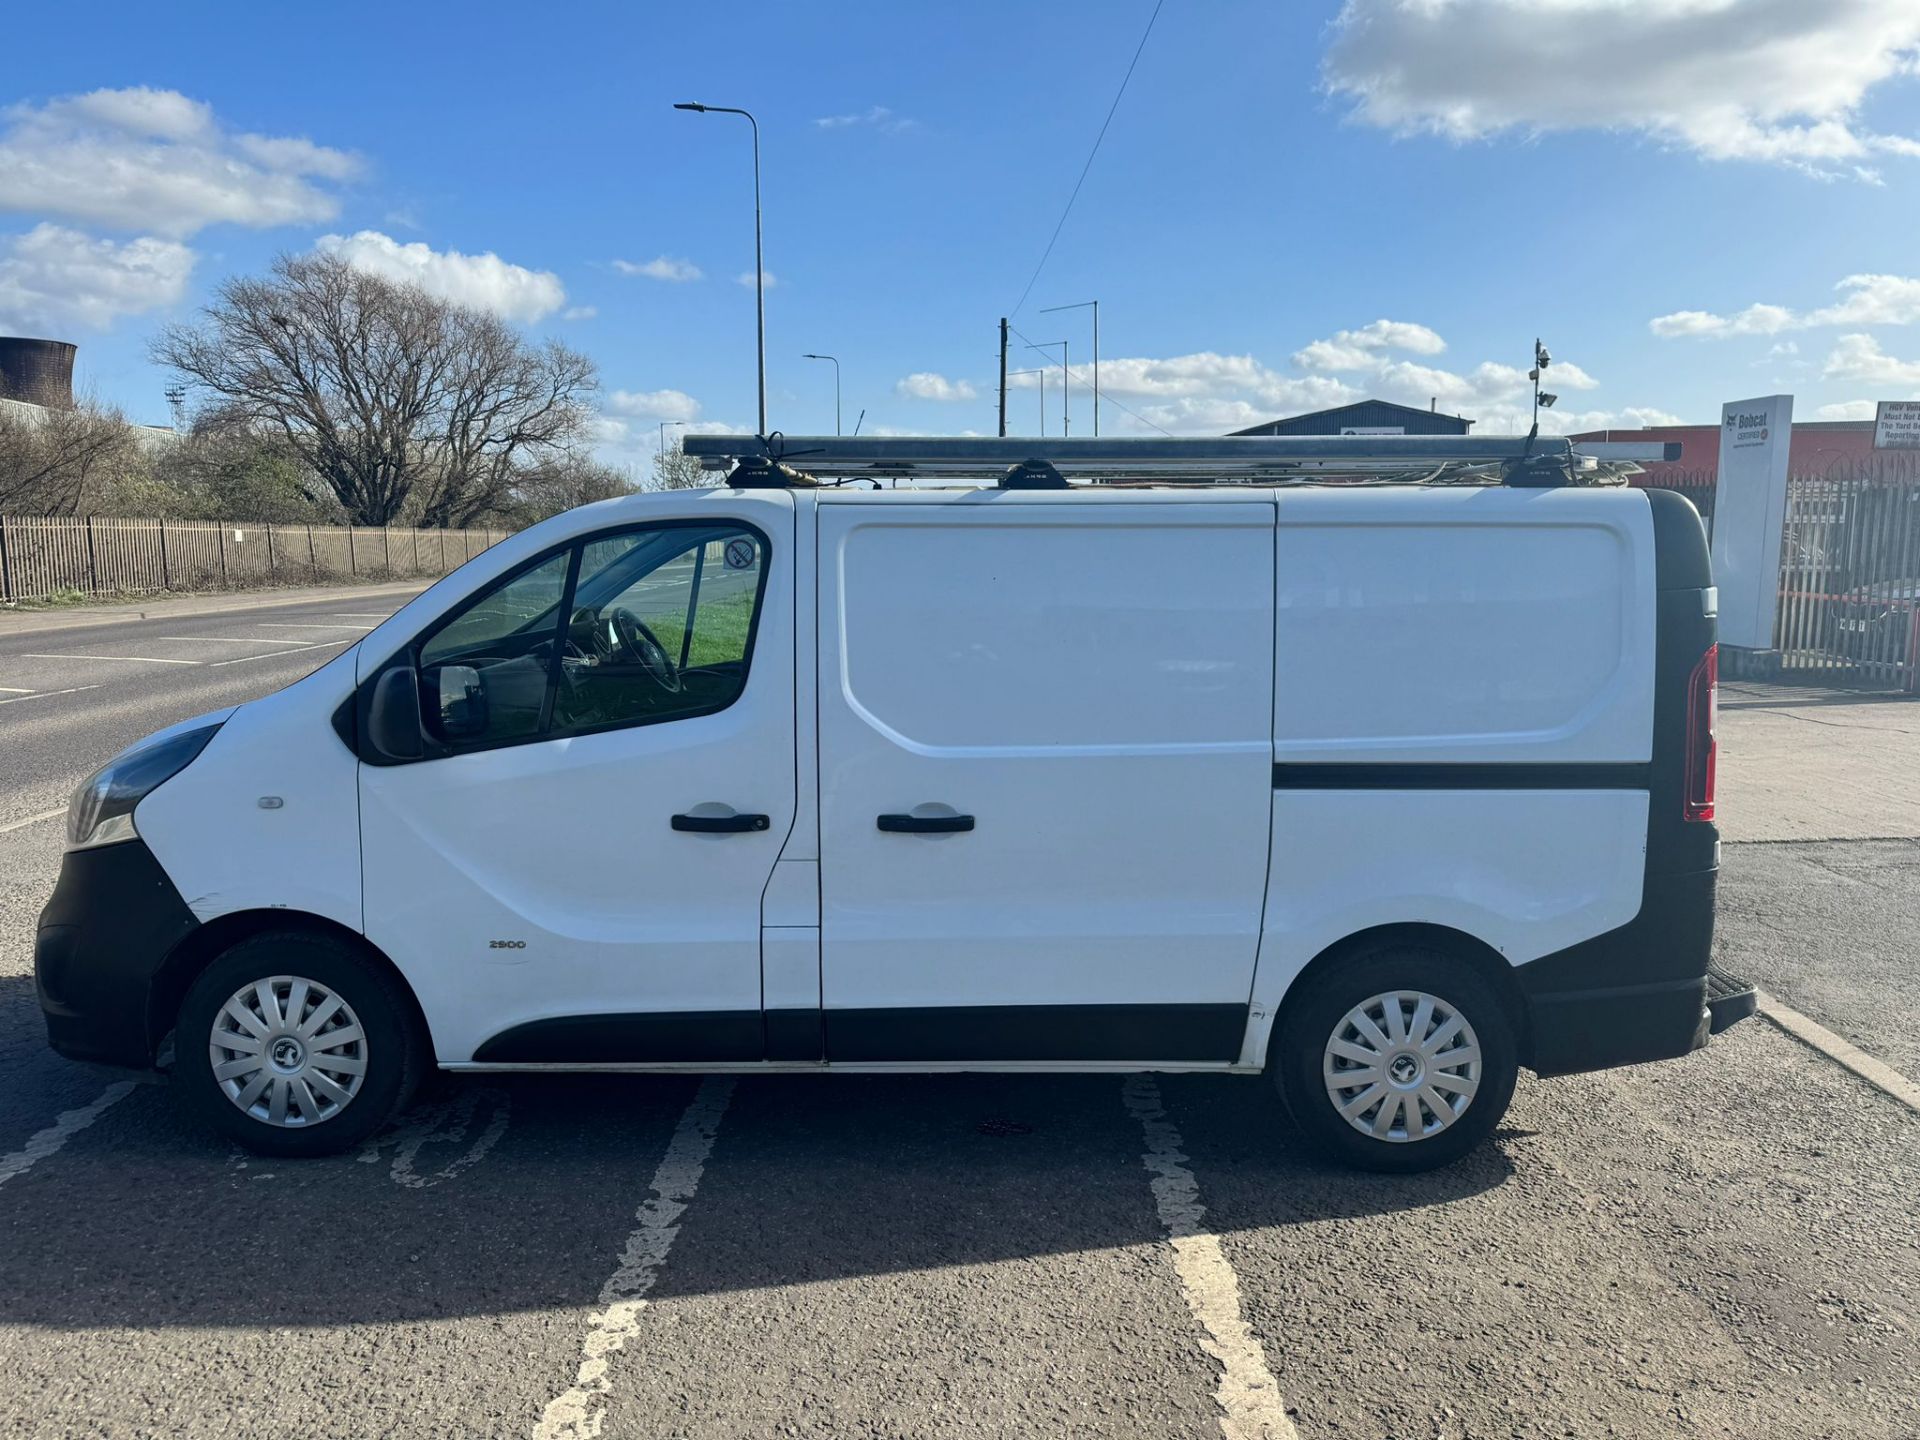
[765,1008,824,1062]
[1646,489,1713,590]
[473,1010,764,1063]
[825,1003,1247,1063]
[36,838,200,1068]
[1273,762,1650,791]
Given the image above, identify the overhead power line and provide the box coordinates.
[1007,0,1167,320]
[1006,320,1173,437]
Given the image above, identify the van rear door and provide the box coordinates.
[815,494,1275,1063]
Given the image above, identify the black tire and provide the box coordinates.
[1274,945,1519,1174]
[176,930,423,1158]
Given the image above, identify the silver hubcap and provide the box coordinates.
[1323,990,1482,1144]
[209,976,368,1128]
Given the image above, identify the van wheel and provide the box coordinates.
[176,931,421,1158]
[1274,948,1518,1174]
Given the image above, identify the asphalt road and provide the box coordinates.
[2,592,1918,1440]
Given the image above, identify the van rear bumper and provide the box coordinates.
[1516,866,1733,1077]
[35,838,197,1068]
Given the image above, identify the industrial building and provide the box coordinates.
[1231,398,1475,437]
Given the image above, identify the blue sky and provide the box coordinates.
[6,0,1920,466]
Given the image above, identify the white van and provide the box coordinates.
[35,437,1753,1172]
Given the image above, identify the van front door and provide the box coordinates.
[815,496,1276,1064]
[358,504,795,1064]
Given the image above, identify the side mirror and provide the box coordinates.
[363,665,425,763]
[429,664,488,742]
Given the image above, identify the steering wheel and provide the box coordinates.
[606,607,682,693]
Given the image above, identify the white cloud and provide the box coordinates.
[814,106,914,133]
[1293,318,1446,371]
[562,305,596,321]
[0,222,193,331]
[896,372,978,402]
[736,269,778,289]
[1652,273,1920,338]
[614,255,702,283]
[608,387,703,422]
[1823,332,1920,388]
[1817,399,1883,420]
[0,87,359,236]
[1324,0,1920,178]
[314,231,566,323]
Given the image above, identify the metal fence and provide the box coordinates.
[0,516,508,604]
[1775,457,1920,692]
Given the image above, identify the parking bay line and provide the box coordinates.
[533,1077,734,1440]
[0,685,102,707]
[0,686,33,693]
[1757,991,1920,1116]
[1123,1075,1299,1440]
[154,635,300,645]
[255,622,379,631]
[0,1081,138,1191]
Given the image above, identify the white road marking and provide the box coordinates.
[208,640,351,667]
[330,612,396,619]
[0,807,65,835]
[1758,991,1920,1116]
[154,635,294,644]
[358,1088,512,1188]
[1124,1075,1298,1440]
[0,684,102,707]
[0,1081,138,1190]
[533,1077,734,1440]
[23,652,201,665]
[255,622,379,631]
[0,685,33,692]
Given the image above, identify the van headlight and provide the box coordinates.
[66,724,222,852]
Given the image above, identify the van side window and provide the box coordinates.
[410,521,767,754]
[551,526,764,733]
[417,551,572,747]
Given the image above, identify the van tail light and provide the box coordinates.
[1684,643,1717,822]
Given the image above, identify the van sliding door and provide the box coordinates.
[814,497,1276,1064]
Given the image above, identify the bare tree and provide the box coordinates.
[508,450,635,524]
[647,440,708,491]
[152,253,598,525]
[0,397,141,515]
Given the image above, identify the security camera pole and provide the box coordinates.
[1530,338,1557,429]
[674,102,766,434]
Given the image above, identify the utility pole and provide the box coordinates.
[997,318,1009,438]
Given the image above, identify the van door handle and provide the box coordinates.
[876,813,975,834]
[672,812,771,833]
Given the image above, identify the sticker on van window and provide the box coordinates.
[724,537,757,571]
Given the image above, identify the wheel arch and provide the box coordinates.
[1267,922,1531,1069]
[150,909,435,1064]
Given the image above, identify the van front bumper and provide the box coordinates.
[1517,866,1749,1077]
[35,838,199,1068]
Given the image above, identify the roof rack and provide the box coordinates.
[683,434,1680,487]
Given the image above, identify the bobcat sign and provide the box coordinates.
[1709,394,1793,652]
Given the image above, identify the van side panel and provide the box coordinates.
[816,495,1276,1060]
[1247,488,1659,1064]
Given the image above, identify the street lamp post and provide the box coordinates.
[1008,367,1047,436]
[674,102,766,434]
[658,420,689,453]
[1027,341,1069,436]
[802,353,841,434]
[1040,300,1099,436]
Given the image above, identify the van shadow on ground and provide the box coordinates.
[0,971,1518,1331]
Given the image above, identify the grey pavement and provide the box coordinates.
[0,591,1917,1439]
